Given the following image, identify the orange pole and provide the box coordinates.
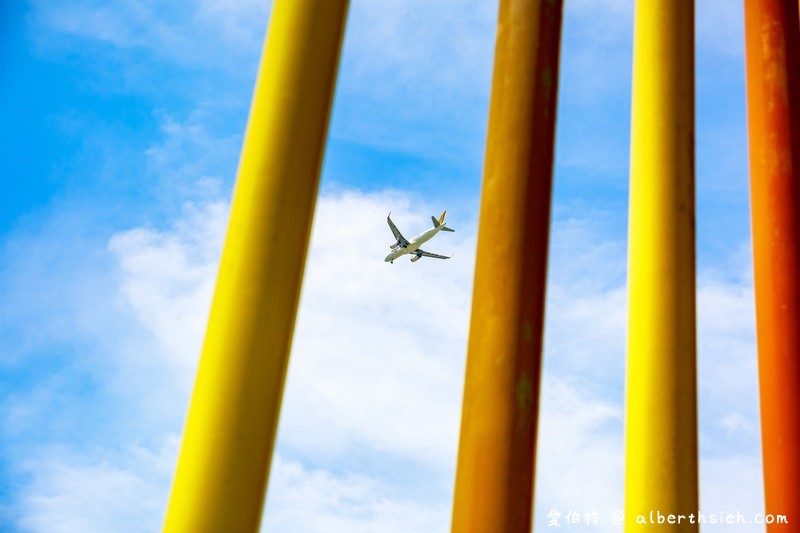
[744,0,800,528]
[451,0,563,531]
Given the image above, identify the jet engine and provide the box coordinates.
[410,255,421,262]
[389,241,400,250]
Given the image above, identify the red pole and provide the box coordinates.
[744,0,800,528]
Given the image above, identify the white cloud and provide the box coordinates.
[545,213,628,379]
[277,192,474,463]
[696,271,761,460]
[534,374,624,532]
[262,457,449,533]
[144,110,244,198]
[343,0,496,94]
[108,200,227,373]
[32,0,270,66]
[15,437,179,533]
[719,412,753,436]
[30,0,497,163]
[324,0,498,164]
[4,189,764,531]
[700,455,765,531]
[29,0,748,178]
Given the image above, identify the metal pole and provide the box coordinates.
[744,0,800,528]
[624,1,698,530]
[163,1,349,531]
[451,0,563,530]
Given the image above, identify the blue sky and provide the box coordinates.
[1,1,763,531]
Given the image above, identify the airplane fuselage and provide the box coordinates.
[384,226,442,262]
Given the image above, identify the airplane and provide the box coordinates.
[384,211,455,263]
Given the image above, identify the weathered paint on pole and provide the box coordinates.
[624,1,698,530]
[744,0,800,528]
[451,0,563,531]
[163,1,348,531]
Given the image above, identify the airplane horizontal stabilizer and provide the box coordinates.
[441,226,455,232]
[431,216,440,228]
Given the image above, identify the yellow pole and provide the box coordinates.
[625,1,698,530]
[451,0,563,531]
[163,1,348,531]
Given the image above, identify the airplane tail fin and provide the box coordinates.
[434,211,455,231]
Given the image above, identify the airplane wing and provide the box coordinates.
[387,213,410,246]
[415,249,452,260]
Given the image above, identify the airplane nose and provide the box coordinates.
[384,254,392,262]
